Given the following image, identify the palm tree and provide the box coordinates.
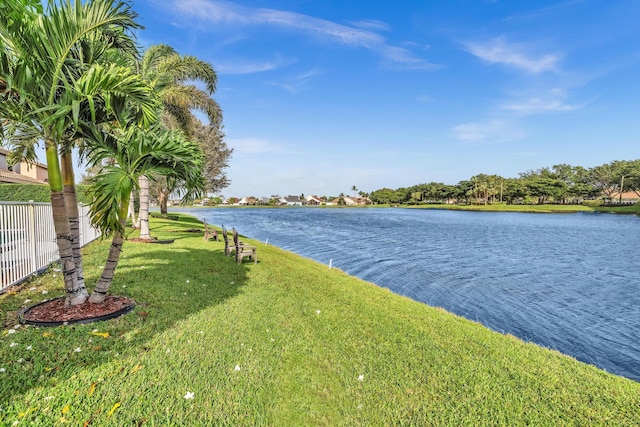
[86,126,205,302]
[133,45,221,240]
[0,0,158,305]
[151,118,231,215]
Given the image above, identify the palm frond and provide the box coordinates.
[158,54,217,94]
[162,84,222,126]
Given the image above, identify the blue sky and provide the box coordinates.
[131,0,640,198]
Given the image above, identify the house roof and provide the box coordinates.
[282,196,302,202]
[0,168,47,185]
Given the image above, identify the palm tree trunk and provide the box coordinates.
[127,190,138,228]
[138,175,151,239]
[89,196,130,304]
[159,188,170,215]
[61,151,88,299]
[45,140,85,306]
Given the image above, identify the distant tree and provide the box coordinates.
[152,118,231,214]
[370,188,399,204]
[587,163,620,201]
[134,44,221,239]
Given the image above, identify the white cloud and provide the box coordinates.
[264,81,296,92]
[452,119,526,143]
[502,98,583,115]
[264,68,323,93]
[215,55,297,75]
[464,36,561,74]
[348,19,392,32]
[501,88,586,115]
[163,0,436,70]
[380,46,440,70]
[169,0,383,46]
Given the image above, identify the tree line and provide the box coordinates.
[368,160,640,205]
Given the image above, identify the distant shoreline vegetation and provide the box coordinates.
[199,159,640,209]
[365,160,640,207]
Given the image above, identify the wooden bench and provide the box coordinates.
[203,221,218,242]
[232,228,257,264]
[221,225,235,256]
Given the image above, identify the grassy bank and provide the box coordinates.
[1,214,639,425]
[405,202,640,214]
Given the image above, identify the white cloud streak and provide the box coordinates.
[215,56,297,75]
[464,36,561,74]
[502,97,583,115]
[452,119,526,143]
[501,88,586,115]
[163,0,436,70]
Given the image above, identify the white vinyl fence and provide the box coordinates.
[0,201,100,292]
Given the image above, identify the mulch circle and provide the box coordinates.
[19,296,136,327]
[168,228,202,233]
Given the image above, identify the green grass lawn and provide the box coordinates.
[1,214,639,425]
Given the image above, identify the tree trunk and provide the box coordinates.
[45,140,84,306]
[61,151,88,299]
[89,196,129,304]
[138,175,151,239]
[127,190,138,228]
[159,188,170,215]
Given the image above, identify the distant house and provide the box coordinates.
[256,197,270,205]
[279,195,303,206]
[305,195,324,205]
[330,196,372,206]
[608,191,639,204]
[0,148,48,185]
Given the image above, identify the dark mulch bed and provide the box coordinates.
[127,238,174,244]
[20,296,136,325]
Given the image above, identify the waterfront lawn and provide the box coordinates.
[407,202,640,214]
[1,214,639,425]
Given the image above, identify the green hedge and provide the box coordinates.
[0,184,91,204]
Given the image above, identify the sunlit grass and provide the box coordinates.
[1,214,639,425]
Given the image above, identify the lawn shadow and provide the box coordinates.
[0,215,252,403]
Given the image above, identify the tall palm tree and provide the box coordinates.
[134,45,221,240]
[0,0,158,305]
[85,126,205,302]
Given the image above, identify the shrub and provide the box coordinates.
[0,184,92,203]
[581,199,603,207]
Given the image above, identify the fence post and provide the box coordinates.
[28,201,37,275]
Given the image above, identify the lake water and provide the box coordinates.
[175,207,640,381]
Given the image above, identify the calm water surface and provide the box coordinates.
[176,207,640,381]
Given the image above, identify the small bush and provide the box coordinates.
[150,212,179,220]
